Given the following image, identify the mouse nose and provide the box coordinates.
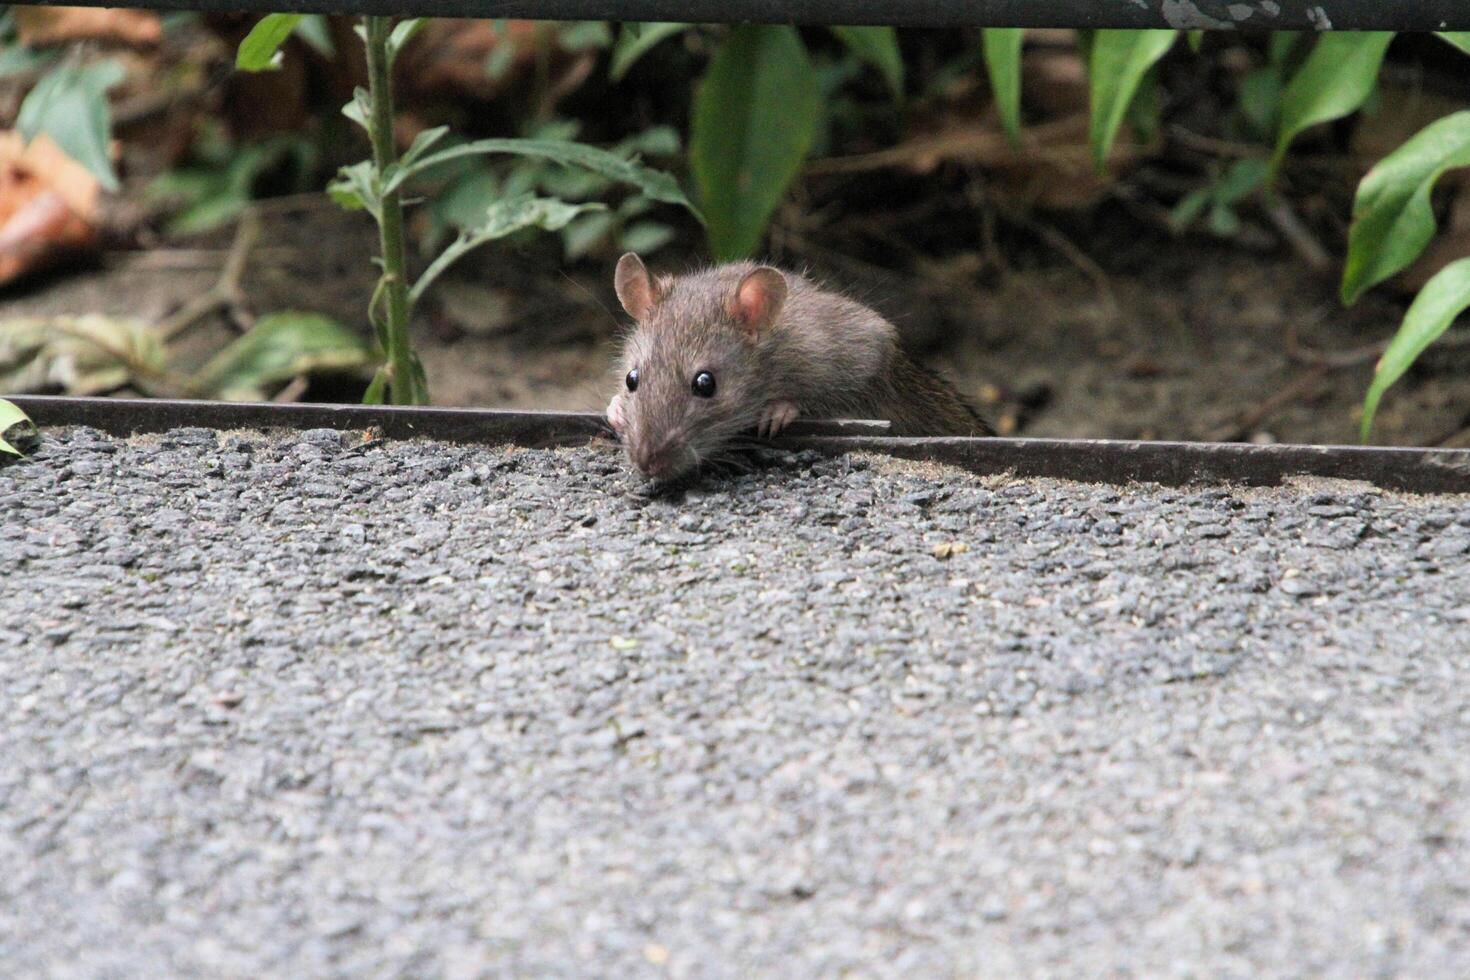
[630,434,687,479]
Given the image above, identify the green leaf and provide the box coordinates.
[0,398,35,458]
[830,26,904,99]
[562,210,618,259]
[1216,157,1270,203]
[409,193,604,308]
[1342,111,1470,306]
[407,352,429,405]
[1238,66,1283,138]
[0,45,57,80]
[1087,30,1177,171]
[16,60,126,191]
[1271,32,1393,179]
[150,135,314,236]
[559,21,612,52]
[1438,32,1470,58]
[0,315,165,395]
[342,86,372,132]
[389,138,699,219]
[610,22,687,81]
[328,160,380,217]
[236,14,302,72]
[294,15,335,59]
[1361,257,1470,440]
[400,125,449,169]
[387,18,427,66]
[1268,32,1302,67]
[692,25,819,260]
[1170,188,1211,230]
[484,40,518,81]
[192,312,373,400]
[362,367,389,405]
[618,220,675,256]
[616,125,681,158]
[981,28,1025,145]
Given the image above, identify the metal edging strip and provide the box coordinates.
[5,0,1467,31]
[7,395,1469,493]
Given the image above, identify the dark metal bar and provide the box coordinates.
[3,396,888,447]
[9,395,1469,493]
[5,0,1468,30]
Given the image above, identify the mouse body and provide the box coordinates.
[607,253,988,480]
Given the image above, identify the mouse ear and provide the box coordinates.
[730,267,788,341]
[615,253,662,321]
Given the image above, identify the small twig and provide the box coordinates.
[1261,195,1333,274]
[155,209,261,342]
[273,375,311,403]
[992,198,1117,313]
[1168,126,1268,160]
[1434,424,1470,449]
[1209,366,1330,442]
[1287,320,1470,370]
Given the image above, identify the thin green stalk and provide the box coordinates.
[363,15,416,404]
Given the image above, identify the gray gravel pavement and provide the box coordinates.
[4,426,1470,978]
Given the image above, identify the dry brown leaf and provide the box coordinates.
[13,6,161,48]
[0,132,99,287]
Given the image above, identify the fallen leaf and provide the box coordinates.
[191,312,374,400]
[0,131,99,286]
[0,315,165,394]
[13,7,161,48]
[0,397,37,457]
[932,541,970,559]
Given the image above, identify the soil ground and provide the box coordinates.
[7,199,1470,447]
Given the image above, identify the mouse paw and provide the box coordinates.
[606,394,627,436]
[758,400,800,439]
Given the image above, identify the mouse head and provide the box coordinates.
[613,252,788,480]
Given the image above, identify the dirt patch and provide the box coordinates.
[5,200,1468,447]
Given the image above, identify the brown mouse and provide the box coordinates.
[606,253,989,480]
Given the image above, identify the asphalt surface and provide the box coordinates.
[4,426,1470,978]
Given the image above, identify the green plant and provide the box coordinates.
[0,398,35,457]
[1339,57,1470,437]
[146,126,317,235]
[0,309,374,401]
[612,21,903,260]
[980,27,1470,440]
[416,121,683,262]
[1270,32,1394,179]
[238,14,698,406]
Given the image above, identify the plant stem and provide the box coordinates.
[363,15,416,405]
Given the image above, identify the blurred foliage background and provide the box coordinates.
[3,9,1470,446]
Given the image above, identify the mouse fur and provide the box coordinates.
[607,253,988,480]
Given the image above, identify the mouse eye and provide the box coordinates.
[691,371,717,398]
[625,368,639,392]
